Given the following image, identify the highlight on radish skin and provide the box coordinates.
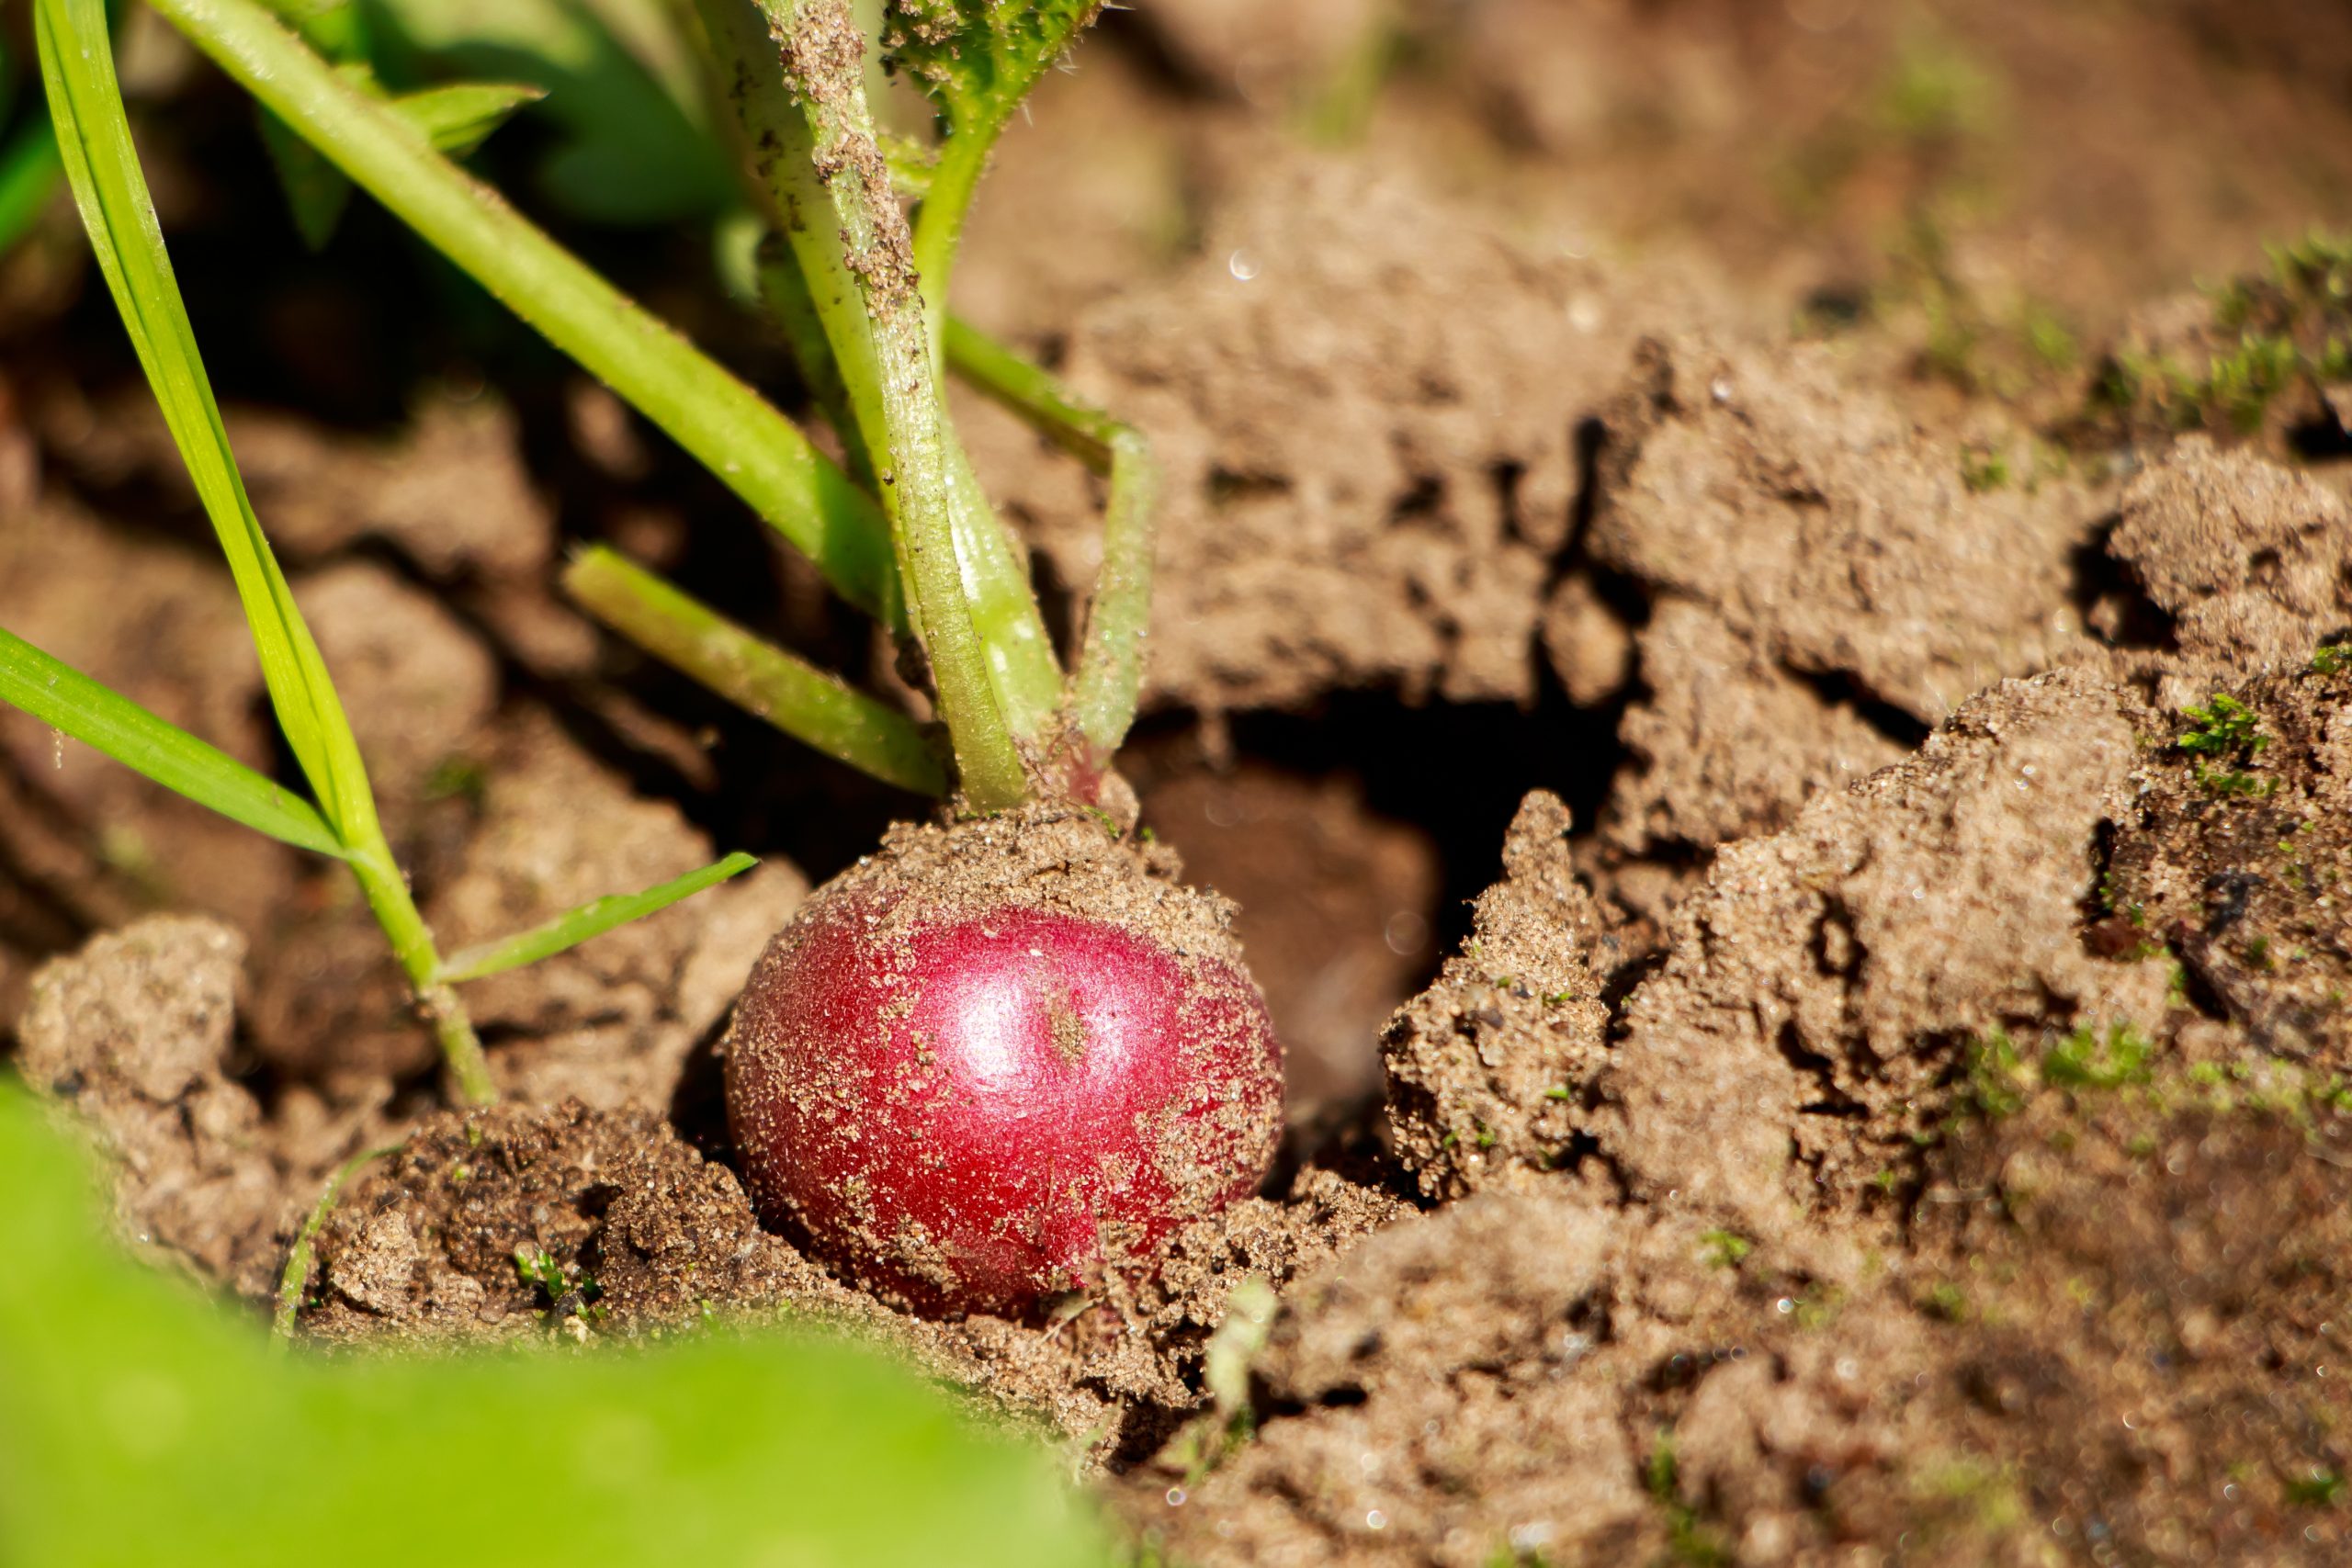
[724,807,1284,1318]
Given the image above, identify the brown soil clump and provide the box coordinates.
[301,1093,1402,1458]
[1585,333,2103,856]
[1593,668,2173,1245]
[2109,437,2352,699]
[16,918,326,1297]
[972,158,1726,716]
[1380,791,1610,1201]
[427,711,808,1112]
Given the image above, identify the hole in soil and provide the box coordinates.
[1786,667,1932,751]
[2068,516,2177,651]
[2287,412,2352,461]
[1120,672,1623,1111]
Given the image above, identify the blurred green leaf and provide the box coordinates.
[0,118,63,254]
[390,78,546,157]
[255,0,367,58]
[365,0,733,223]
[258,105,352,248]
[435,850,759,984]
[0,625,345,858]
[0,1082,1108,1567]
[884,0,1101,133]
[37,0,382,849]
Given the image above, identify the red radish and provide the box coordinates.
[726,808,1283,1317]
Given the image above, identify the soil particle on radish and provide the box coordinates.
[725,804,1284,1317]
[1379,791,1610,1200]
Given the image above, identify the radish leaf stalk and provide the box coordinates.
[703,0,1031,807]
[942,315,1160,760]
[688,0,1060,760]
[564,546,949,795]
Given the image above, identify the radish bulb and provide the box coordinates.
[725,808,1283,1317]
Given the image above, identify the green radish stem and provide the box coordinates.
[688,0,1060,763]
[942,316,1160,759]
[564,546,948,795]
[693,0,1032,808]
[150,0,905,631]
[754,234,878,491]
[910,125,991,374]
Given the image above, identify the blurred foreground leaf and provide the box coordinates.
[0,1083,1107,1567]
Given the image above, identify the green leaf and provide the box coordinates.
[389,80,546,158]
[257,105,351,249]
[884,0,1102,132]
[435,850,759,984]
[0,1082,1107,1568]
[367,0,733,224]
[252,0,364,59]
[36,0,382,850]
[0,624,345,858]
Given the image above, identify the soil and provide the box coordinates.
[7,0,2352,1562]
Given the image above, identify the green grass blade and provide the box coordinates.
[563,546,948,796]
[271,1143,397,1344]
[40,0,498,1107]
[0,625,345,858]
[434,851,757,985]
[151,0,904,630]
[36,0,380,848]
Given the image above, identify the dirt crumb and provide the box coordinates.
[1381,791,1610,1200]
[2109,436,2351,702]
[14,917,290,1294]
